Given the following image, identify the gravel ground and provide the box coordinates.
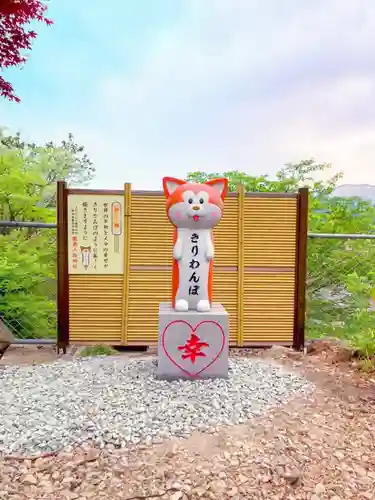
[1,346,374,500]
[0,357,314,456]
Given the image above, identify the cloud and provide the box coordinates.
[2,0,375,189]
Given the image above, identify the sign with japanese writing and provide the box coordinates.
[67,195,124,274]
[188,232,201,297]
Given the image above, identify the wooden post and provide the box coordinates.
[293,187,309,350]
[57,181,69,353]
[236,184,245,347]
[121,183,132,345]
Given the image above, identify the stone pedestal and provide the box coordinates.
[157,302,229,380]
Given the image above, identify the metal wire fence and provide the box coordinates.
[0,222,57,343]
[1,221,374,344]
[307,233,375,346]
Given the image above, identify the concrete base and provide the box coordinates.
[157,302,229,380]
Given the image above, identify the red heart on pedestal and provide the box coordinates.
[161,320,225,377]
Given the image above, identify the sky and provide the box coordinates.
[1,0,375,190]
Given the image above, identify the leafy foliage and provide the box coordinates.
[0,229,56,338]
[0,129,95,194]
[188,161,375,362]
[187,159,342,194]
[0,0,53,102]
[0,130,93,338]
[79,345,118,357]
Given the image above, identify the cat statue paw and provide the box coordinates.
[197,300,211,312]
[175,299,189,312]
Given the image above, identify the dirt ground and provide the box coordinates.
[0,343,374,500]
[0,344,154,366]
[0,345,62,366]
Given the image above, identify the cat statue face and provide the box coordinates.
[162,177,228,230]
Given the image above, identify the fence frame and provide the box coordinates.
[58,182,308,351]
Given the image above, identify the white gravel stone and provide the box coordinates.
[0,357,314,455]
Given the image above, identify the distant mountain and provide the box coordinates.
[332,184,375,202]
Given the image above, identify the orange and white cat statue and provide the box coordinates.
[162,177,228,312]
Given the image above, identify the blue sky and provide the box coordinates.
[1,0,375,189]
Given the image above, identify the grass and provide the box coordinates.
[357,358,375,373]
[79,344,117,357]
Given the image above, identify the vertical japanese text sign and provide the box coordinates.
[67,195,124,274]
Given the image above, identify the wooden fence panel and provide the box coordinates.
[58,184,307,349]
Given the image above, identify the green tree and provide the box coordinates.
[0,129,95,222]
[187,158,342,194]
[0,129,95,338]
[0,130,95,186]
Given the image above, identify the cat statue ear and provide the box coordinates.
[205,178,229,201]
[162,177,186,197]
[162,176,229,200]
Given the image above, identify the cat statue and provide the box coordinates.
[162,177,228,312]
